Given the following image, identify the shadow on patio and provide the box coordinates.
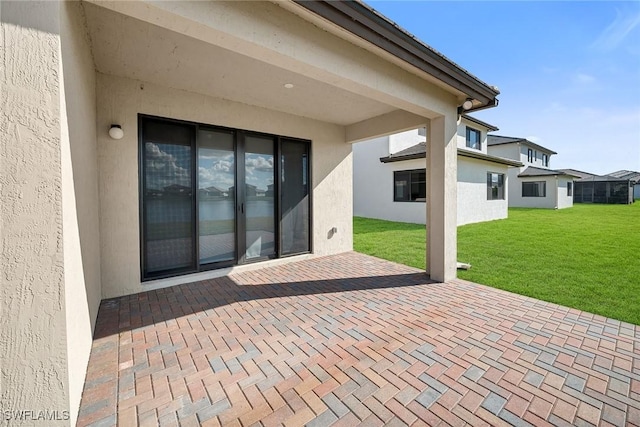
[78,252,640,427]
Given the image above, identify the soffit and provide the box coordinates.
[83,2,395,126]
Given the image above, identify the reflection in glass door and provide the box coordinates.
[198,128,235,265]
[243,135,276,260]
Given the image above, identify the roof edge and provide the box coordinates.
[293,0,499,108]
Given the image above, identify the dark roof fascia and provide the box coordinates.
[457,149,522,167]
[517,167,579,178]
[461,114,499,132]
[487,136,557,155]
[577,176,632,183]
[294,1,499,108]
[380,148,523,167]
[380,152,425,163]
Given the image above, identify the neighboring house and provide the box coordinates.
[608,170,640,200]
[487,136,576,209]
[558,169,635,204]
[353,115,522,225]
[2,1,500,423]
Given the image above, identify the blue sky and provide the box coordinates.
[369,1,640,175]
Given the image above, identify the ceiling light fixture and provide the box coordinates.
[284,83,294,89]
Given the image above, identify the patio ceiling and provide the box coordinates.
[83,2,397,127]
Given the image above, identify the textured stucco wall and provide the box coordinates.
[97,73,352,299]
[556,177,574,209]
[1,1,70,423]
[456,118,490,154]
[508,170,558,209]
[486,143,520,162]
[353,138,509,226]
[59,1,101,423]
[457,158,509,225]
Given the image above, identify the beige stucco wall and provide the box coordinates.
[457,158,509,225]
[97,73,352,299]
[1,1,70,423]
[59,1,102,424]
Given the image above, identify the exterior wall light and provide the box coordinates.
[109,124,124,140]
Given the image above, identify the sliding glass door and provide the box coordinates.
[198,128,236,265]
[140,115,311,280]
[242,135,276,261]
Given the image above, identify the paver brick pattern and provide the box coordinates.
[77,252,640,426]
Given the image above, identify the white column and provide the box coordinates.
[426,114,458,282]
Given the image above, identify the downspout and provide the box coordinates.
[554,176,559,209]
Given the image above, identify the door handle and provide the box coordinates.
[240,203,244,214]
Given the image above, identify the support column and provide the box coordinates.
[1,1,71,424]
[426,114,458,282]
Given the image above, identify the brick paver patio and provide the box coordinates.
[77,252,640,426]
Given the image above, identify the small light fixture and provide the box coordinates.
[109,124,124,140]
[462,98,473,111]
[283,83,294,89]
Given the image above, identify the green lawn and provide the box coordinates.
[354,203,640,325]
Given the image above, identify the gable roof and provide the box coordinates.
[461,115,499,132]
[518,166,579,178]
[607,170,640,182]
[295,1,500,111]
[379,142,522,167]
[487,135,557,155]
[557,168,598,180]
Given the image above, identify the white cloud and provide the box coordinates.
[574,73,596,84]
[591,7,640,51]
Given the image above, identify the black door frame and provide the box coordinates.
[139,114,311,281]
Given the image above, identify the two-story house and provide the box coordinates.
[486,136,576,209]
[353,115,522,225]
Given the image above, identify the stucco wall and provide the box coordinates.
[353,139,427,224]
[97,73,352,299]
[456,118,490,154]
[353,139,509,226]
[1,1,70,423]
[457,158,509,225]
[59,2,102,424]
[556,177,574,209]
[508,170,558,209]
[487,143,520,162]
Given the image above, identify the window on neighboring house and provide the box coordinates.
[486,173,505,200]
[522,181,546,197]
[394,169,426,202]
[466,127,482,150]
[527,148,534,163]
[567,182,573,196]
[542,154,549,167]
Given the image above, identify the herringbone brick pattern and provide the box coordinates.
[77,252,640,426]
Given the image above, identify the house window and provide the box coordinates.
[522,181,546,197]
[567,182,573,196]
[394,169,426,202]
[466,127,482,150]
[486,173,505,200]
[542,154,549,167]
[527,148,534,163]
[140,115,311,280]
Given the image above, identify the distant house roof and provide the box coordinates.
[557,168,598,180]
[518,166,579,178]
[607,170,640,183]
[379,142,522,167]
[461,114,499,132]
[487,135,557,155]
[575,175,631,183]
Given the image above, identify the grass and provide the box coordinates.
[354,203,640,325]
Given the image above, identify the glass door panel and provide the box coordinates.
[244,135,275,260]
[198,128,235,265]
[142,119,195,276]
[280,139,310,255]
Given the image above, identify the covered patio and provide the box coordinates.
[77,253,640,426]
